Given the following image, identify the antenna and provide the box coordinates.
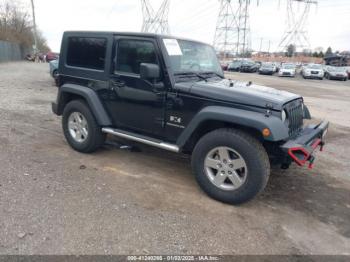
[278,0,317,52]
[141,0,170,34]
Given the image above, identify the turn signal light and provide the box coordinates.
[262,128,271,137]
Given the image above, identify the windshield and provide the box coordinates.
[165,39,222,75]
[230,61,241,66]
[308,64,322,69]
[282,64,295,69]
[329,67,346,72]
[261,63,273,68]
[242,61,254,66]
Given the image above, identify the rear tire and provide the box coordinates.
[191,128,270,205]
[62,100,106,153]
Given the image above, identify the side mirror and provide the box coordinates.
[140,63,160,80]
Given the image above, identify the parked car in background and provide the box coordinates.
[240,60,259,73]
[278,63,296,77]
[272,62,281,72]
[301,63,324,80]
[258,62,276,75]
[46,52,59,62]
[324,66,348,81]
[49,59,59,86]
[345,66,350,79]
[25,54,35,62]
[220,62,229,71]
[227,60,242,71]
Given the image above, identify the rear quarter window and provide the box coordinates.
[66,37,107,70]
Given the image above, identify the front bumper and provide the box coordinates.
[279,71,295,77]
[280,121,329,168]
[304,73,323,78]
[329,74,347,80]
[241,67,256,72]
[259,70,274,74]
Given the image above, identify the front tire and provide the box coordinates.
[191,128,270,205]
[62,100,106,153]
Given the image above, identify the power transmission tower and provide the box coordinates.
[213,0,238,58]
[141,0,170,34]
[238,0,252,56]
[278,0,317,52]
[213,0,253,58]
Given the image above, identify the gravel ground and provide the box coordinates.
[0,62,349,255]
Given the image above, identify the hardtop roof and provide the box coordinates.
[63,31,210,45]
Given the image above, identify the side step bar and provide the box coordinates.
[102,128,180,153]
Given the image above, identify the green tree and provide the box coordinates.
[0,0,50,53]
[325,47,333,57]
[286,44,296,57]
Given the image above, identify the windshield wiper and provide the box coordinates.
[199,71,224,79]
[174,72,208,82]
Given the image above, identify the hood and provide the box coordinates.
[330,70,347,75]
[307,68,322,71]
[175,79,301,110]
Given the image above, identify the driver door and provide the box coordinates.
[108,37,166,138]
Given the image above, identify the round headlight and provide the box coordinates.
[281,110,287,122]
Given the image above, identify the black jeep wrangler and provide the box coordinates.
[52,31,329,204]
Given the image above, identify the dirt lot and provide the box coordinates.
[0,62,349,255]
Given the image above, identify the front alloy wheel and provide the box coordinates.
[192,128,270,205]
[204,146,247,191]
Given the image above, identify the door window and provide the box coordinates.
[116,39,158,74]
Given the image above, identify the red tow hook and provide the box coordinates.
[320,141,325,152]
[308,156,315,169]
[288,139,322,168]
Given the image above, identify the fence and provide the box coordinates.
[0,40,26,62]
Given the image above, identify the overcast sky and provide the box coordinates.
[21,0,350,52]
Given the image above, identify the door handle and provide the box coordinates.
[111,79,125,88]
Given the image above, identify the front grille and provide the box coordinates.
[284,99,304,137]
[311,71,318,74]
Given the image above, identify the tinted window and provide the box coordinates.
[66,37,107,70]
[116,39,158,74]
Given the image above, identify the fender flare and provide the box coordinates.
[176,106,289,147]
[55,84,112,126]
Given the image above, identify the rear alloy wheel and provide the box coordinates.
[53,69,59,79]
[192,128,270,205]
[68,112,89,143]
[62,100,106,153]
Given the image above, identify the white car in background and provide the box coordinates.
[278,63,296,77]
[324,66,348,81]
[301,63,324,80]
